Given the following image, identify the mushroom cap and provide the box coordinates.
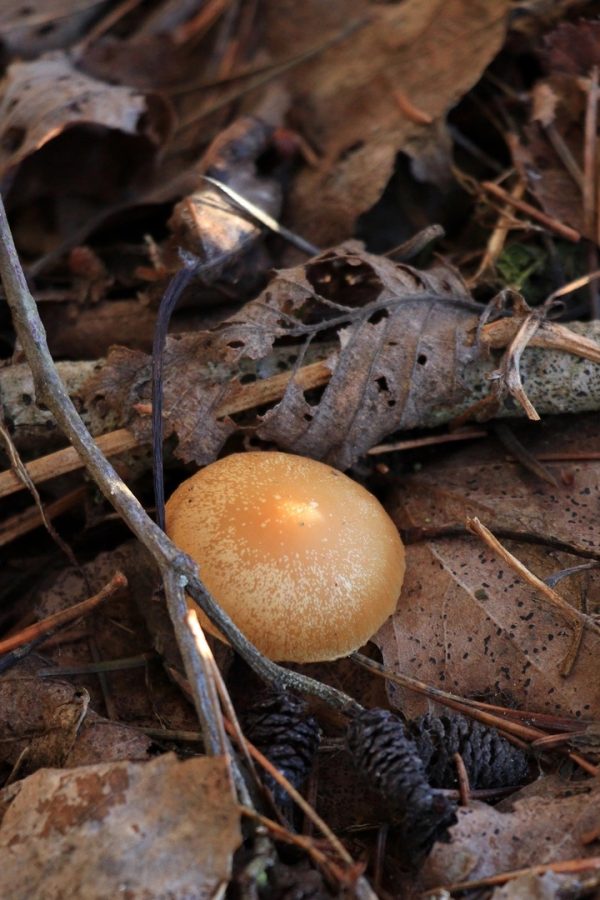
[165,451,405,662]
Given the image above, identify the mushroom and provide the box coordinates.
[165,451,405,662]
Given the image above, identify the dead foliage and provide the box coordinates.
[3,2,600,899]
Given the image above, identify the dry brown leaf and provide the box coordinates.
[262,0,511,245]
[0,542,204,772]
[0,51,173,256]
[422,775,600,890]
[86,244,600,470]
[0,660,153,772]
[85,243,479,469]
[0,52,171,180]
[375,417,600,719]
[0,753,240,899]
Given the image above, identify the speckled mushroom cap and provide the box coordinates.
[165,451,405,662]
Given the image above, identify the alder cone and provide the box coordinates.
[346,708,456,860]
[243,692,321,812]
[408,713,530,790]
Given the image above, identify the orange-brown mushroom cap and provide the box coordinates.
[165,451,405,662]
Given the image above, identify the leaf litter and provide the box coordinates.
[2,2,600,898]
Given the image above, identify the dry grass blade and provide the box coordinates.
[502,312,543,420]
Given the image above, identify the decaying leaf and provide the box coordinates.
[0,52,171,180]
[85,243,479,467]
[0,660,153,772]
[0,753,240,900]
[84,243,600,470]
[263,0,511,244]
[375,416,600,719]
[422,775,600,890]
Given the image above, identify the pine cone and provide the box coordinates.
[243,692,321,811]
[408,713,530,790]
[346,709,457,860]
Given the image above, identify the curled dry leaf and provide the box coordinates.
[84,244,600,470]
[85,244,478,468]
[0,51,173,255]
[0,52,171,180]
[422,775,600,890]
[262,0,511,244]
[375,416,600,720]
[0,754,240,900]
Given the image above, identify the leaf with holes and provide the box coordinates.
[84,243,484,468]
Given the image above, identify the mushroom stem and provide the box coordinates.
[0,194,361,718]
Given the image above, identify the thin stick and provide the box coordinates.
[0,571,126,655]
[229,726,354,866]
[163,572,228,759]
[583,67,598,239]
[36,652,154,677]
[466,516,600,642]
[239,806,354,883]
[350,652,599,777]
[453,753,470,806]
[481,181,581,242]
[0,428,139,501]
[368,429,487,455]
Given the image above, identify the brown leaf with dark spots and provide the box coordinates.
[374,416,600,720]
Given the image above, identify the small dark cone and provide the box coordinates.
[243,692,321,812]
[408,713,530,790]
[346,709,457,861]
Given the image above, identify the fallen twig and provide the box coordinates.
[481,180,581,242]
